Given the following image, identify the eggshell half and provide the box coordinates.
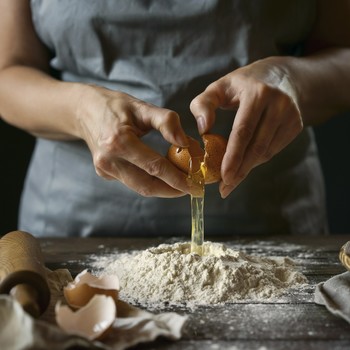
[63,269,120,309]
[55,294,116,341]
[202,134,227,184]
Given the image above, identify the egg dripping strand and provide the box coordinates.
[167,134,227,255]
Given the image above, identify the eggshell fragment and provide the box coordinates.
[167,134,227,184]
[55,294,116,341]
[167,136,205,174]
[63,269,119,309]
[202,134,227,184]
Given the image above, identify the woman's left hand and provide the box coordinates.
[190,57,303,198]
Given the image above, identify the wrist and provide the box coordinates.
[73,83,103,141]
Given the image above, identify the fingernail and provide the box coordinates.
[220,184,234,199]
[197,116,206,135]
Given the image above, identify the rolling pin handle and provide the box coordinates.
[10,284,41,318]
[0,231,51,317]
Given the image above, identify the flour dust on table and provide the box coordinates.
[91,242,307,308]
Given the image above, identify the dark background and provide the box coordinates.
[0,114,350,235]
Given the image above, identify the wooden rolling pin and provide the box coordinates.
[0,230,50,318]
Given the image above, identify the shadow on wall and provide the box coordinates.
[0,113,349,235]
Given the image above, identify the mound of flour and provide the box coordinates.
[91,241,307,307]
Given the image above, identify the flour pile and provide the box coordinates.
[91,242,307,307]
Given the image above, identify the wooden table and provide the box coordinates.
[40,234,350,350]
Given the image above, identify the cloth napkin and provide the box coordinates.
[314,270,350,324]
[0,269,188,350]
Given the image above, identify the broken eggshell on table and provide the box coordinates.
[55,294,116,341]
[55,269,120,340]
[63,269,119,308]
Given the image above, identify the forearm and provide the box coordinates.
[0,65,85,140]
[272,48,350,126]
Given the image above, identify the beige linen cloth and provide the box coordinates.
[315,270,350,324]
[314,241,350,324]
[0,269,188,350]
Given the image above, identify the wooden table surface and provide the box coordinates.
[40,234,350,350]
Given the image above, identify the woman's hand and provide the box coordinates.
[0,0,192,199]
[190,58,303,198]
[77,85,191,198]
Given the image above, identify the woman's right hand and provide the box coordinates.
[76,85,191,198]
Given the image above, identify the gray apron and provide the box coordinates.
[21,0,328,237]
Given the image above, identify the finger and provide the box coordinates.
[225,105,281,186]
[236,96,302,177]
[97,158,187,198]
[190,76,246,134]
[107,131,191,194]
[219,104,303,198]
[219,120,278,198]
[133,102,189,147]
[219,182,235,199]
[264,112,303,157]
[221,96,265,186]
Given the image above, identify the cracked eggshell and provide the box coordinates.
[55,294,116,341]
[167,134,227,184]
[63,269,120,309]
[167,136,204,174]
[202,134,227,184]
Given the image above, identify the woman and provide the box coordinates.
[0,0,349,237]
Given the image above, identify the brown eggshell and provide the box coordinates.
[63,269,119,309]
[167,136,205,174]
[167,134,227,184]
[55,294,116,341]
[202,134,227,184]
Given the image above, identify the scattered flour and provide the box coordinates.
[91,241,307,308]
